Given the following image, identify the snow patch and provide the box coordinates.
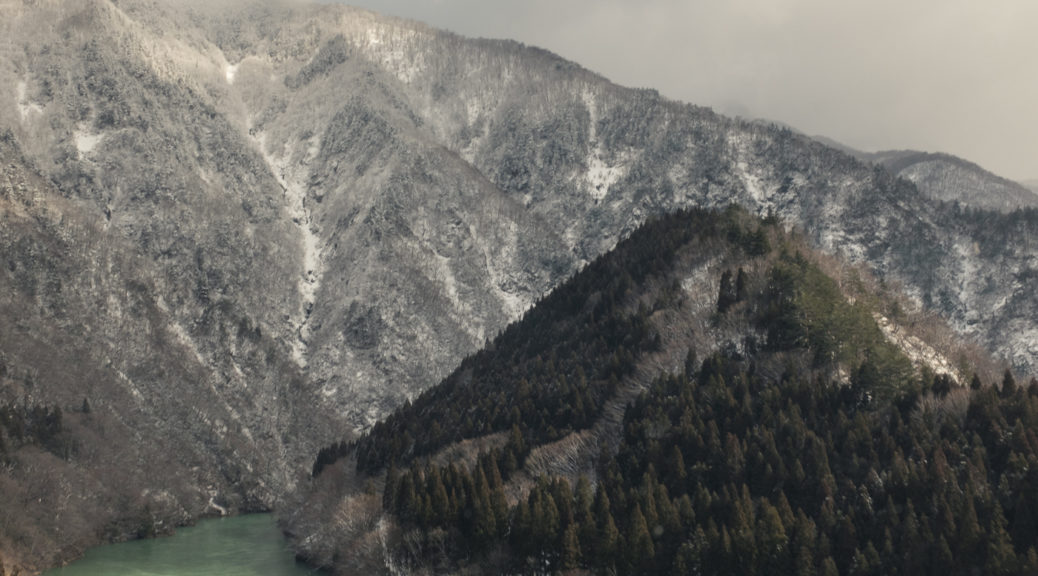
[225,63,239,84]
[682,257,722,312]
[953,239,979,311]
[582,88,628,199]
[874,314,959,383]
[74,124,104,155]
[433,253,460,309]
[587,153,625,200]
[1006,327,1038,369]
[819,229,866,263]
[727,132,773,206]
[736,160,766,203]
[169,321,206,366]
[252,131,325,367]
[362,25,425,84]
[497,288,528,321]
[16,80,42,121]
[430,252,485,342]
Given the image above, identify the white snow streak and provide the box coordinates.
[874,314,960,383]
[16,80,42,121]
[736,160,766,203]
[225,63,239,84]
[582,89,626,199]
[253,132,324,367]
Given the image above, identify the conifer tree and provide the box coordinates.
[971,372,984,391]
[383,463,399,512]
[756,501,788,574]
[561,523,581,570]
[735,267,749,302]
[718,269,736,313]
[1001,369,1018,397]
[594,487,620,571]
[985,504,1017,575]
[472,466,498,545]
[626,503,656,573]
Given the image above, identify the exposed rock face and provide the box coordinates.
[0,0,1036,568]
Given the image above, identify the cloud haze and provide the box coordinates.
[335,0,1037,181]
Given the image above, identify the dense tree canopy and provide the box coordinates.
[312,207,1036,574]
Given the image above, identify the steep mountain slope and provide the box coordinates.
[291,207,1024,575]
[811,138,1038,213]
[6,0,1035,420]
[868,150,1038,213]
[1,0,1037,570]
[0,133,339,571]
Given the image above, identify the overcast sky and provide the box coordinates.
[332,0,1036,182]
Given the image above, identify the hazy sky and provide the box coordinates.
[335,0,1036,181]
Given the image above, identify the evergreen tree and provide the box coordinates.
[718,269,737,313]
[971,372,983,391]
[626,503,656,573]
[595,486,620,571]
[1001,369,1018,397]
[984,504,1017,575]
[429,466,450,524]
[561,523,581,570]
[472,467,498,545]
[383,463,399,512]
[756,501,788,575]
[735,267,749,302]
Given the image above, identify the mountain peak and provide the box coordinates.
[2,1,1036,571]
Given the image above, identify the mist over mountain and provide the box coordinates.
[864,150,1038,213]
[1,0,1036,571]
[811,136,1038,213]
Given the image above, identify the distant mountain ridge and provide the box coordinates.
[811,136,1038,212]
[868,150,1038,213]
[1,0,1037,571]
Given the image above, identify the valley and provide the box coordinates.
[0,0,1036,573]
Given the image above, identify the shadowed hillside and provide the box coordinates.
[288,207,1027,575]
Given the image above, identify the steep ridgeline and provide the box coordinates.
[811,137,1038,215]
[868,150,1038,213]
[1,0,1038,570]
[0,134,339,572]
[290,207,1035,575]
[3,0,1036,432]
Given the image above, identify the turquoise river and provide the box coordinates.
[44,514,318,576]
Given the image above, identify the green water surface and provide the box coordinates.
[44,514,318,576]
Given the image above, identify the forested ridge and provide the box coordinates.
[318,206,762,478]
[302,207,1035,575]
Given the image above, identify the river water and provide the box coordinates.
[44,514,318,576]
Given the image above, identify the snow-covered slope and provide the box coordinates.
[868,150,1038,212]
[1,0,1037,569]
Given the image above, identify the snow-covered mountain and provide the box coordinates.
[868,150,1038,212]
[811,137,1038,213]
[1,0,1036,570]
